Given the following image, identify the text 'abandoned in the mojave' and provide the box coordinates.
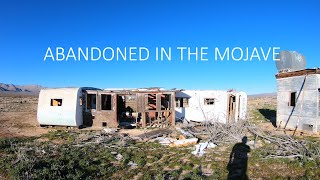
[43,46,281,62]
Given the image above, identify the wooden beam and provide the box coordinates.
[276,69,320,79]
[142,112,146,128]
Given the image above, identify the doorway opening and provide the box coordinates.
[117,94,138,128]
[227,95,236,123]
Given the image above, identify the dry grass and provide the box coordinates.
[0,95,320,179]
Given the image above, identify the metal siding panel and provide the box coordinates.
[277,75,317,92]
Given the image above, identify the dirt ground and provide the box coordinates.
[0,111,49,137]
[0,95,49,137]
[248,96,320,138]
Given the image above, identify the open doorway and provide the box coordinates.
[227,95,236,123]
[83,93,97,127]
[117,94,138,128]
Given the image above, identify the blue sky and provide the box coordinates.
[0,0,319,94]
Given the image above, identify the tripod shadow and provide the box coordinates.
[227,136,251,180]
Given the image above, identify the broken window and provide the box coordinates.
[124,95,136,112]
[87,94,96,109]
[101,94,112,110]
[204,98,215,105]
[182,98,189,107]
[51,99,62,106]
[161,94,171,110]
[290,92,296,107]
[175,98,181,107]
[146,94,156,110]
[175,98,189,107]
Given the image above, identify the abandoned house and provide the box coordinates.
[84,88,176,128]
[38,87,176,128]
[276,51,320,133]
[37,87,247,128]
[175,90,247,123]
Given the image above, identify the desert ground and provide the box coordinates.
[0,95,49,137]
[0,94,319,179]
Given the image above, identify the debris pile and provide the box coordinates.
[179,119,320,160]
[155,136,198,147]
[51,120,320,160]
[192,142,217,156]
[248,125,320,159]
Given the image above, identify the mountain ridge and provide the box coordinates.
[0,83,44,96]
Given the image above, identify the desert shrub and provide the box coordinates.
[2,142,123,179]
[41,130,76,142]
[0,137,35,152]
[134,155,147,166]
[181,166,207,180]
[163,169,182,179]
[181,162,194,170]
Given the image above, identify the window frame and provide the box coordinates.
[86,93,97,110]
[101,94,113,111]
[204,98,215,105]
[175,97,189,108]
[50,98,63,106]
[289,92,296,107]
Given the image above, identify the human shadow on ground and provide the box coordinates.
[227,136,251,180]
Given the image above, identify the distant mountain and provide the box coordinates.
[248,92,276,98]
[0,83,44,95]
[16,84,43,93]
[0,83,27,92]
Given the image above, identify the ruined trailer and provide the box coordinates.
[276,68,320,133]
[37,87,247,128]
[37,88,85,127]
[37,87,176,128]
[83,88,176,128]
[175,90,247,123]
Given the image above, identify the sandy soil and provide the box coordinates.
[0,111,50,137]
[0,95,50,137]
[0,111,49,137]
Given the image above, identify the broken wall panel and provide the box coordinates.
[84,90,118,128]
[141,92,175,127]
[84,90,176,128]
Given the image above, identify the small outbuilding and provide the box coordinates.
[175,90,247,123]
[275,50,320,133]
[276,68,320,133]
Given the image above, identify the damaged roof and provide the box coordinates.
[275,68,320,79]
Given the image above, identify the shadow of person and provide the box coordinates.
[227,136,251,180]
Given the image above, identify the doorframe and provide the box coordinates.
[227,94,236,124]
